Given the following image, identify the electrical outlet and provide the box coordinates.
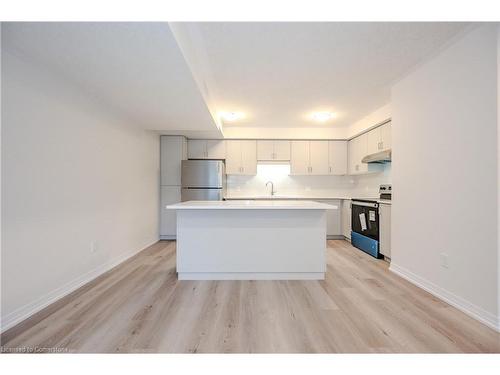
[90,241,98,253]
[440,253,449,268]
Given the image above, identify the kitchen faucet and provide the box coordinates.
[266,181,276,196]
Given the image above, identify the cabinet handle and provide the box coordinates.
[329,166,332,173]
[380,141,384,149]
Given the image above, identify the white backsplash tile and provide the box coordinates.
[226,163,391,198]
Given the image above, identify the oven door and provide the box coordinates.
[351,200,379,240]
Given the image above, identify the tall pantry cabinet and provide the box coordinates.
[160,136,187,239]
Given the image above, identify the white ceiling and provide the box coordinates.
[174,22,470,130]
[3,22,470,138]
[2,22,223,138]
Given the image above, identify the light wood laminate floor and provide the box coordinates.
[2,240,499,353]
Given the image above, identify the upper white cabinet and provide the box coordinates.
[380,121,392,151]
[328,141,347,175]
[309,141,329,175]
[226,140,257,175]
[367,127,381,155]
[290,141,329,175]
[348,133,368,175]
[188,139,226,159]
[366,121,392,155]
[348,132,383,175]
[290,141,309,174]
[187,140,205,159]
[160,136,187,186]
[257,140,291,161]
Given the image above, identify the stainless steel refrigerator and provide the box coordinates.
[181,160,225,201]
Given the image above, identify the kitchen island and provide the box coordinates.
[166,200,337,280]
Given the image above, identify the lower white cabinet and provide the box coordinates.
[160,186,181,238]
[317,199,342,237]
[341,199,351,239]
[379,203,391,259]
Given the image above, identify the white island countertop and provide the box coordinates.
[167,200,337,210]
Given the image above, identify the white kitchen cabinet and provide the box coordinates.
[291,140,329,175]
[366,122,392,155]
[379,203,391,259]
[240,140,257,174]
[257,140,273,160]
[257,140,290,161]
[274,140,291,160]
[187,140,206,159]
[310,141,329,175]
[160,136,187,186]
[317,199,342,237]
[348,133,366,175]
[160,186,181,238]
[206,140,226,159]
[226,140,257,175]
[328,141,347,175]
[290,141,310,174]
[367,127,381,155]
[348,133,382,175]
[188,139,225,159]
[380,121,392,151]
[342,199,351,239]
[225,140,241,174]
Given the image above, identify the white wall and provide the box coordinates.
[497,25,500,327]
[391,25,499,330]
[222,126,351,140]
[1,51,160,331]
[347,104,391,138]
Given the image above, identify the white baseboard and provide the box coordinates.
[1,238,158,334]
[159,235,176,240]
[178,272,325,280]
[390,263,500,333]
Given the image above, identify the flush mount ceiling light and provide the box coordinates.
[311,112,337,122]
[219,111,245,122]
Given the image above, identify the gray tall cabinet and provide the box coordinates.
[160,136,187,239]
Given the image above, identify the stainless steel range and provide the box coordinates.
[351,184,391,258]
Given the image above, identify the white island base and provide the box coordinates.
[167,200,336,280]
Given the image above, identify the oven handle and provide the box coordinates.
[352,201,379,208]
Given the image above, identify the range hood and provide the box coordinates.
[362,149,392,164]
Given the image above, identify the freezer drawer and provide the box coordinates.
[181,188,223,201]
[181,160,224,188]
